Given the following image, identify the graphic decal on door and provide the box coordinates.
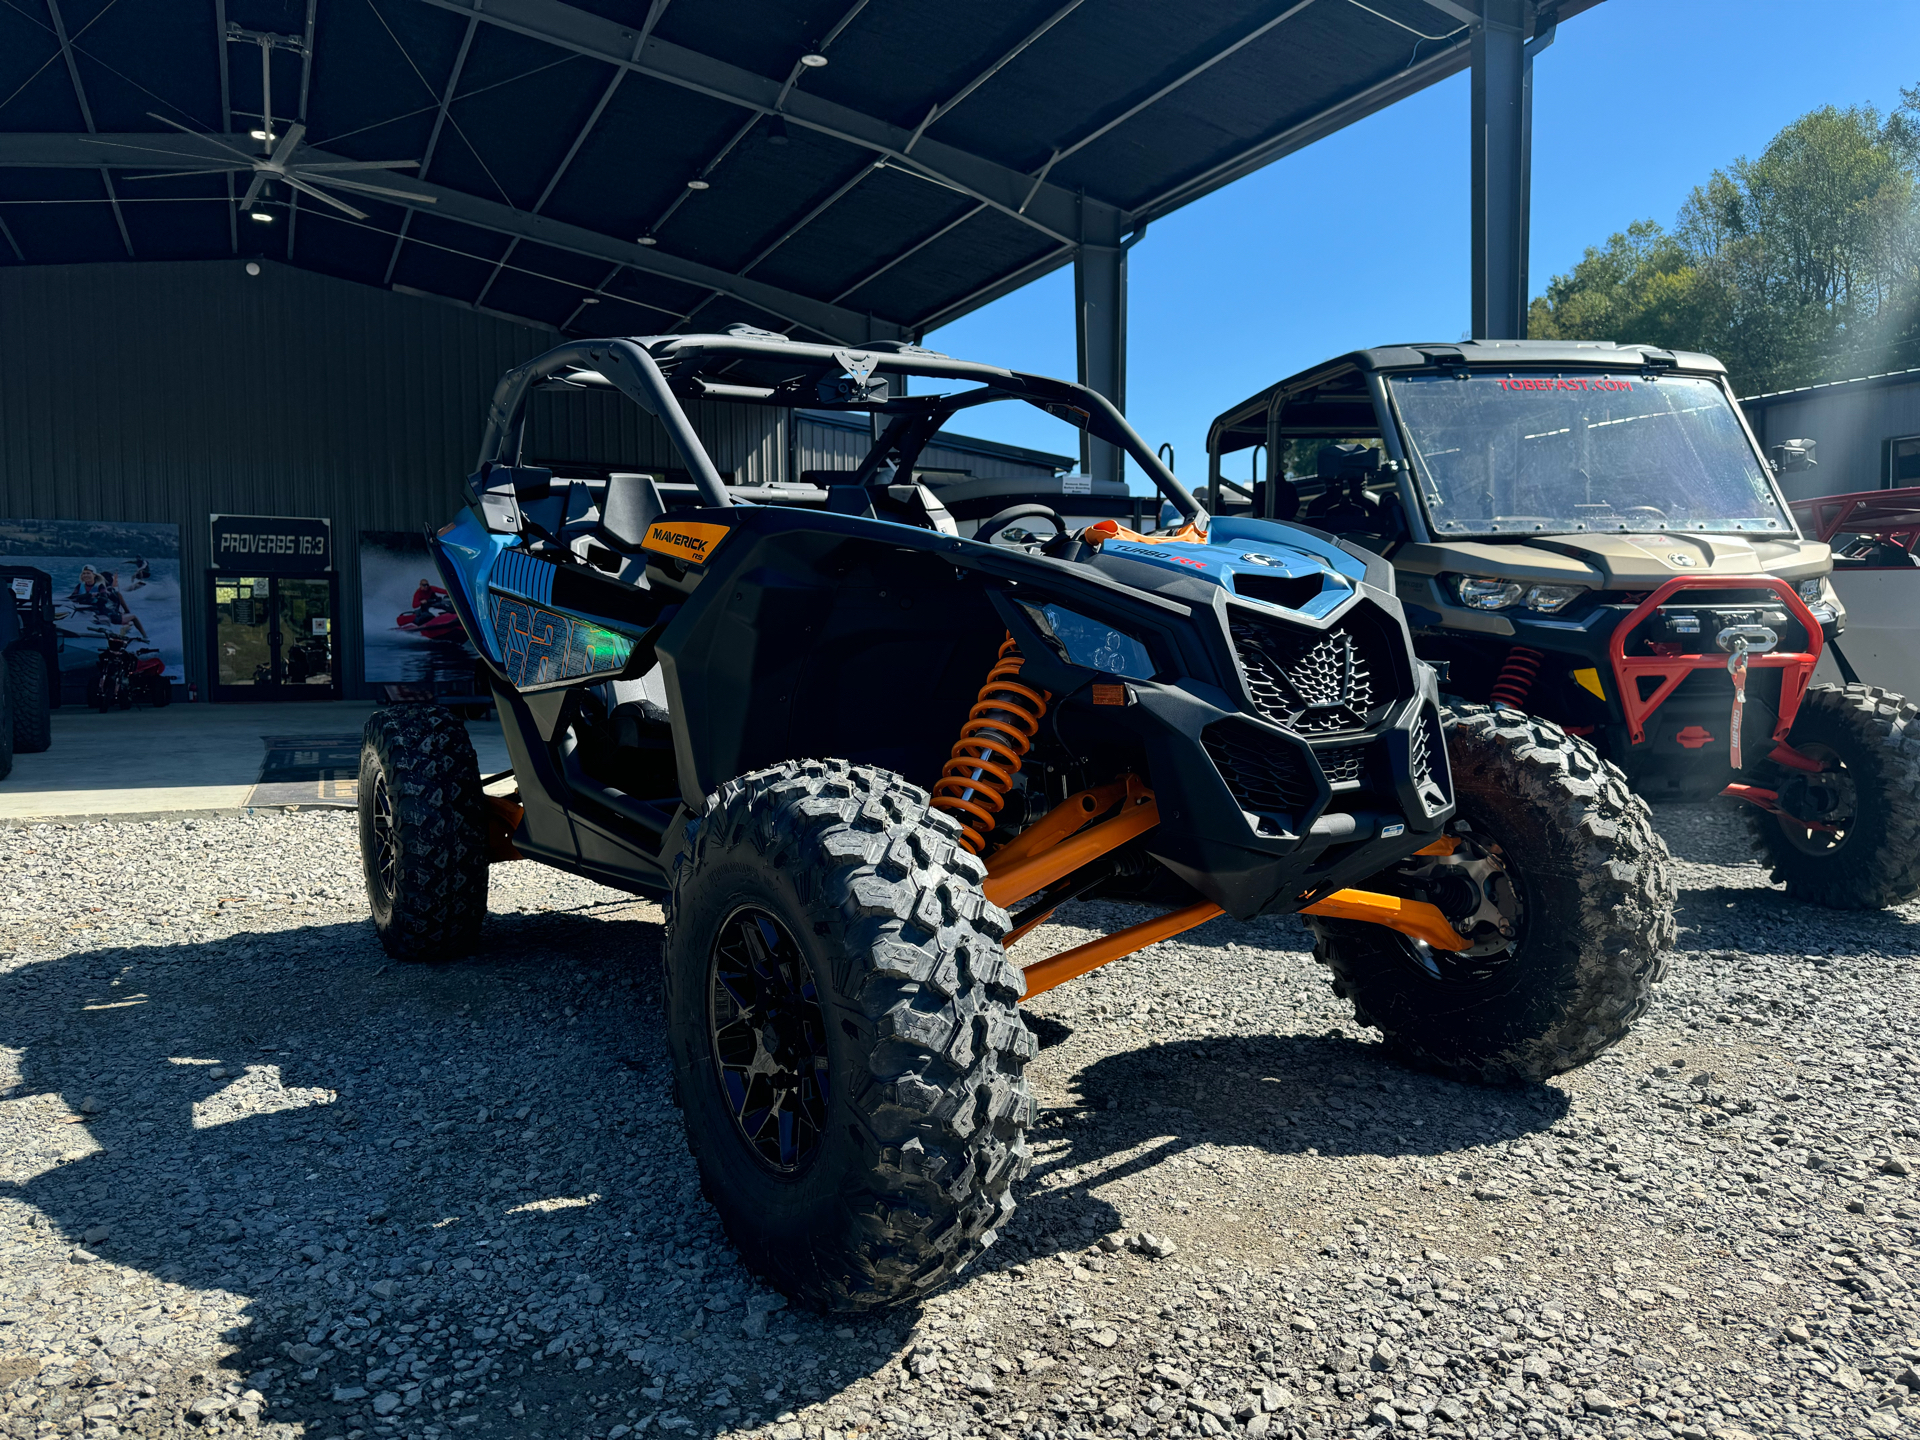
[487,592,634,687]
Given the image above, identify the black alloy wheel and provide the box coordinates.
[368,768,400,899]
[1386,821,1526,985]
[709,907,830,1174]
[1766,740,1855,856]
[1307,705,1675,1084]
[1743,683,1919,909]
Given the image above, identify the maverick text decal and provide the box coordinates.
[642,520,730,565]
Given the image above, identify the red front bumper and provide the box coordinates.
[1606,575,1825,748]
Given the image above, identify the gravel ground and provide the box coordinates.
[0,802,1915,1441]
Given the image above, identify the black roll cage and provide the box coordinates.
[477,331,1204,522]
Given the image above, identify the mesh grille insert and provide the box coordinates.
[1203,721,1316,817]
[1230,614,1385,737]
[1315,744,1369,786]
[1409,703,1451,811]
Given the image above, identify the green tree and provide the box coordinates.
[1530,89,1919,394]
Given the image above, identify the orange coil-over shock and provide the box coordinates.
[1490,645,1545,710]
[931,635,1053,854]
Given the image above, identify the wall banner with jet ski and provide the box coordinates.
[0,517,185,696]
[358,530,478,687]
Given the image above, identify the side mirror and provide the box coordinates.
[1770,439,1817,474]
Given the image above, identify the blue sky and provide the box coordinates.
[923,0,1921,493]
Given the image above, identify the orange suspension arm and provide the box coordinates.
[1300,889,1467,950]
[984,798,1159,910]
[1020,900,1225,999]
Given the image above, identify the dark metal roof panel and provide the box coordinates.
[0,0,1600,341]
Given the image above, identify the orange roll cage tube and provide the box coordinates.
[984,777,1467,999]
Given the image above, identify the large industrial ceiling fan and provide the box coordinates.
[129,113,437,222]
[125,24,433,223]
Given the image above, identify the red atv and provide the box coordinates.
[88,632,171,710]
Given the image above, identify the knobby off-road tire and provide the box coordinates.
[0,650,13,781]
[1308,704,1676,1084]
[7,648,51,753]
[1744,683,1919,910]
[357,704,489,962]
[663,759,1034,1312]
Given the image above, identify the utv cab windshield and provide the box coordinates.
[1390,371,1791,538]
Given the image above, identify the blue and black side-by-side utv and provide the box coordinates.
[358,329,1673,1310]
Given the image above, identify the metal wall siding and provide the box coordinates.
[792,415,1069,482]
[795,417,871,474]
[0,260,778,695]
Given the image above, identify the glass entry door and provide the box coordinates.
[208,574,339,700]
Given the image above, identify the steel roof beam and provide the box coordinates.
[288,0,318,259]
[0,131,904,344]
[411,0,1118,247]
[214,0,235,252]
[474,1,671,311]
[44,0,134,258]
[383,14,479,287]
[1126,26,1476,224]
[904,10,1482,334]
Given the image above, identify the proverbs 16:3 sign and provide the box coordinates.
[209,514,332,572]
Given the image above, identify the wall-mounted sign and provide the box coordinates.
[210,514,332,572]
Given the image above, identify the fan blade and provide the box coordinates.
[297,172,436,204]
[122,167,248,180]
[239,171,269,211]
[144,113,260,162]
[295,159,421,172]
[268,121,306,171]
[281,173,368,220]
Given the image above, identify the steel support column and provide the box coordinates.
[1075,225,1126,484]
[1470,0,1529,339]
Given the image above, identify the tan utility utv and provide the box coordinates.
[1208,339,1919,911]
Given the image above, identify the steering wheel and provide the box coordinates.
[975,504,1065,547]
[1621,506,1668,527]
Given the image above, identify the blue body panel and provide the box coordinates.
[1101,515,1365,621]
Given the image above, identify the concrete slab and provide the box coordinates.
[0,702,511,824]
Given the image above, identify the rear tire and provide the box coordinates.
[7,648,51,752]
[663,759,1034,1311]
[357,704,489,961]
[1308,705,1676,1084]
[1743,683,1919,910]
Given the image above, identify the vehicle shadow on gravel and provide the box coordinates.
[1,906,888,1439]
[1000,1033,1571,1258]
[1674,878,1921,947]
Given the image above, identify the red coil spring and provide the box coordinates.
[931,635,1052,855]
[1490,645,1545,711]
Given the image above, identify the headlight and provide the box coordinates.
[1524,583,1588,614]
[1452,577,1524,610]
[1020,602,1155,680]
[1797,575,1838,625]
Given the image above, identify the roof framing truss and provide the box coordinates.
[0,0,1556,342]
[0,130,907,344]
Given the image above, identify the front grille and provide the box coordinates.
[1203,720,1315,817]
[1314,744,1368,786]
[1409,703,1451,811]
[1230,615,1382,736]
